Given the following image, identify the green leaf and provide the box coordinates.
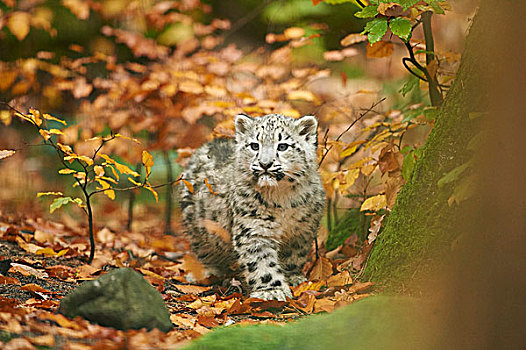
[49,197,84,213]
[399,75,420,97]
[389,17,412,41]
[429,1,445,14]
[354,6,378,18]
[437,159,474,188]
[402,151,416,181]
[361,18,388,44]
[398,0,420,10]
[325,0,367,5]
[50,197,74,213]
[402,106,425,122]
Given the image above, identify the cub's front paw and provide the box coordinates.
[250,287,292,301]
[287,275,307,287]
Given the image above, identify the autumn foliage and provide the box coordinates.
[0,0,465,347]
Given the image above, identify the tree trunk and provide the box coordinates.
[363,0,521,291]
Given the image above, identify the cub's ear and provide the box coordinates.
[295,115,318,141]
[234,113,253,136]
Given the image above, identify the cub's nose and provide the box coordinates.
[259,161,272,170]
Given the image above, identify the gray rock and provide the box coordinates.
[59,268,173,332]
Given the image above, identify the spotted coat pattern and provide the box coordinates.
[180,114,326,300]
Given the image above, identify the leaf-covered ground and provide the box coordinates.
[0,211,373,349]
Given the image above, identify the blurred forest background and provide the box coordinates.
[0,0,474,245]
[4,1,526,349]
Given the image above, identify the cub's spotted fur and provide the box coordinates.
[180,114,325,300]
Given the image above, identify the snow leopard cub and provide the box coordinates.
[180,113,326,301]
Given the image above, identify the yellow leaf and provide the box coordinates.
[39,129,51,140]
[340,33,368,47]
[179,80,204,94]
[101,176,118,184]
[284,27,304,40]
[37,191,63,197]
[115,133,141,144]
[142,150,154,177]
[43,113,67,125]
[56,143,73,154]
[62,0,90,20]
[58,168,76,174]
[340,141,365,159]
[360,194,387,212]
[35,247,57,257]
[95,178,110,189]
[15,112,36,125]
[64,155,93,166]
[0,150,16,160]
[29,109,43,126]
[49,129,64,135]
[8,12,31,41]
[94,165,104,177]
[100,154,138,177]
[287,90,317,103]
[104,189,115,200]
[128,177,142,186]
[144,183,158,202]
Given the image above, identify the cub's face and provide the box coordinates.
[234,113,318,187]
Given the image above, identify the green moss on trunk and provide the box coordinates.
[363,1,499,291]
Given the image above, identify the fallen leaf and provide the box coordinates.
[170,314,197,329]
[313,298,336,313]
[20,283,53,294]
[173,284,211,295]
[292,281,325,297]
[27,334,56,347]
[0,275,21,285]
[309,257,333,281]
[9,263,48,279]
[327,270,353,287]
[197,315,219,328]
[360,194,387,212]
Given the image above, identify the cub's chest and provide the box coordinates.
[265,205,306,241]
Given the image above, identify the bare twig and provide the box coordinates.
[318,97,386,167]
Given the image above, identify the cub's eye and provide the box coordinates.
[250,143,260,151]
[277,143,289,151]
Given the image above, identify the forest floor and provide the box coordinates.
[0,210,373,349]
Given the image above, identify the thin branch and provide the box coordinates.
[402,58,428,82]
[318,97,386,167]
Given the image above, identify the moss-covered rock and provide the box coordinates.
[59,268,172,332]
[185,296,433,350]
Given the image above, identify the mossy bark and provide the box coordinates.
[363,0,505,291]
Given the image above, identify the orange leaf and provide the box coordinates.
[292,281,325,297]
[0,275,21,285]
[20,283,53,294]
[366,41,394,58]
[313,298,336,313]
[182,179,194,194]
[308,257,333,281]
[327,270,353,287]
[174,284,212,295]
[197,315,219,328]
[291,293,316,313]
[204,178,218,195]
